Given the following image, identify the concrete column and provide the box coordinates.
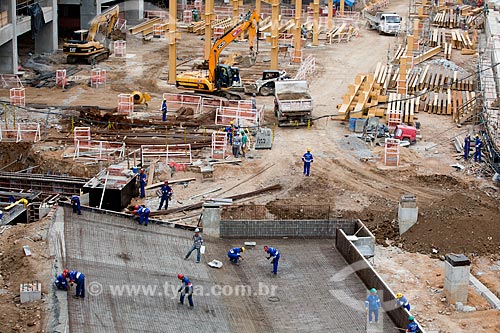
[123,0,144,25]
[80,0,98,29]
[201,203,221,237]
[0,0,19,74]
[398,194,418,234]
[35,0,58,55]
[444,254,470,304]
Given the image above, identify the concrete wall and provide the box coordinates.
[220,219,357,238]
[335,228,427,333]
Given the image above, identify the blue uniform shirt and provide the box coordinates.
[302,152,313,163]
[407,321,419,333]
[365,294,381,310]
[68,271,84,283]
[181,276,192,287]
[161,185,173,198]
[266,247,280,258]
[143,207,150,215]
[397,295,409,307]
[54,274,68,289]
[71,195,80,203]
[139,173,147,185]
[229,247,242,256]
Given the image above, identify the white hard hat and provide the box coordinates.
[194,228,200,232]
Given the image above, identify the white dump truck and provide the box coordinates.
[364,11,402,35]
[274,80,313,127]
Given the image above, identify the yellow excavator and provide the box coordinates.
[63,5,120,64]
[176,10,259,99]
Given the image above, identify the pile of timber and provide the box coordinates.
[190,17,232,35]
[129,17,168,39]
[27,66,81,88]
[430,28,476,53]
[432,6,484,29]
[375,63,475,93]
[326,23,356,44]
[420,89,477,121]
[385,93,419,124]
[336,72,386,120]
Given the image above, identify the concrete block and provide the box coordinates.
[444,255,470,304]
[398,195,418,235]
[20,282,41,303]
[202,203,221,237]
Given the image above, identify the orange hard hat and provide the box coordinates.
[264,245,269,251]
[134,205,139,210]
[178,274,184,280]
[62,269,69,278]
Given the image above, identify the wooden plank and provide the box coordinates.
[447,88,452,115]
[146,177,196,189]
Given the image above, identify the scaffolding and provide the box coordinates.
[162,93,202,114]
[90,68,107,88]
[117,94,134,114]
[114,40,127,57]
[10,88,25,107]
[140,144,193,165]
[0,123,40,143]
[213,26,225,39]
[387,93,403,129]
[183,10,192,24]
[56,70,67,89]
[384,138,400,166]
[74,140,125,161]
[153,23,165,37]
[211,131,228,159]
[215,105,263,127]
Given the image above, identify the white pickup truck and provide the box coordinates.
[364,11,402,35]
[274,80,313,127]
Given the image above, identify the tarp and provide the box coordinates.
[333,0,356,7]
[28,3,45,39]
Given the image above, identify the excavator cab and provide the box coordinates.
[69,30,90,43]
[215,64,241,89]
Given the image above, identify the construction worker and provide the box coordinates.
[226,121,234,145]
[227,247,245,265]
[264,245,280,275]
[302,148,314,176]
[54,272,68,291]
[474,135,483,163]
[406,315,420,333]
[241,130,248,157]
[177,274,194,307]
[365,288,381,324]
[232,132,242,158]
[464,134,471,160]
[134,205,150,226]
[64,269,85,299]
[70,195,81,215]
[455,5,460,22]
[161,99,168,122]
[158,180,173,210]
[251,93,257,112]
[395,292,411,311]
[138,168,147,198]
[184,228,203,263]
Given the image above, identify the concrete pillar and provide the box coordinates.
[0,0,18,74]
[123,0,144,25]
[35,12,58,54]
[444,254,470,304]
[201,203,221,237]
[398,194,418,234]
[80,0,98,29]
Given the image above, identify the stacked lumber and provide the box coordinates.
[129,17,163,35]
[326,23,356,44]
[420,89,476,119]
[190,17,232,35]
[386,93,419,124]
[336,73,385,120]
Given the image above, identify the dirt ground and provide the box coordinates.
[1,0,500,331]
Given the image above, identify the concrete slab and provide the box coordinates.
[64,207,398,332]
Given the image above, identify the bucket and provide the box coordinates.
[132,167,139,173]
[349,118,357,132]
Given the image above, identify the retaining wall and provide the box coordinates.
[220,219,357,238]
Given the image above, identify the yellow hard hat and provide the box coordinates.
[230,121,233,124]
[241,247,245,253]
[307,148,311,152]
[396,293,402,298]
[475,134,479,138]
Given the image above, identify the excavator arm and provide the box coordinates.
[86,5,120,42]
[208,10,259,82]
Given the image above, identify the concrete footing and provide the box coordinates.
[20,282,42,303]
[444,254,470,304]
[398,194,418,235]
[201,203,221,237]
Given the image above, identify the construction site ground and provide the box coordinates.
[0,0,499,331]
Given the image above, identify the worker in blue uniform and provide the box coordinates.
[134,205,150,226]
[302,148,314,176]
[463,134,471,160]
[474,135,483,163]
[161,99,168,122]
[226,121,234,145]
[70,195,81,215]
[158,180,173,210]
[365,288,381,323]
[138,168,147,198]
[227,247,245,264]
[406,315,420,332]
[177,274,194,307]
[395,292,411,311]
[54,273,68,290]
[64,269,86,298]
[264,245,280,274]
